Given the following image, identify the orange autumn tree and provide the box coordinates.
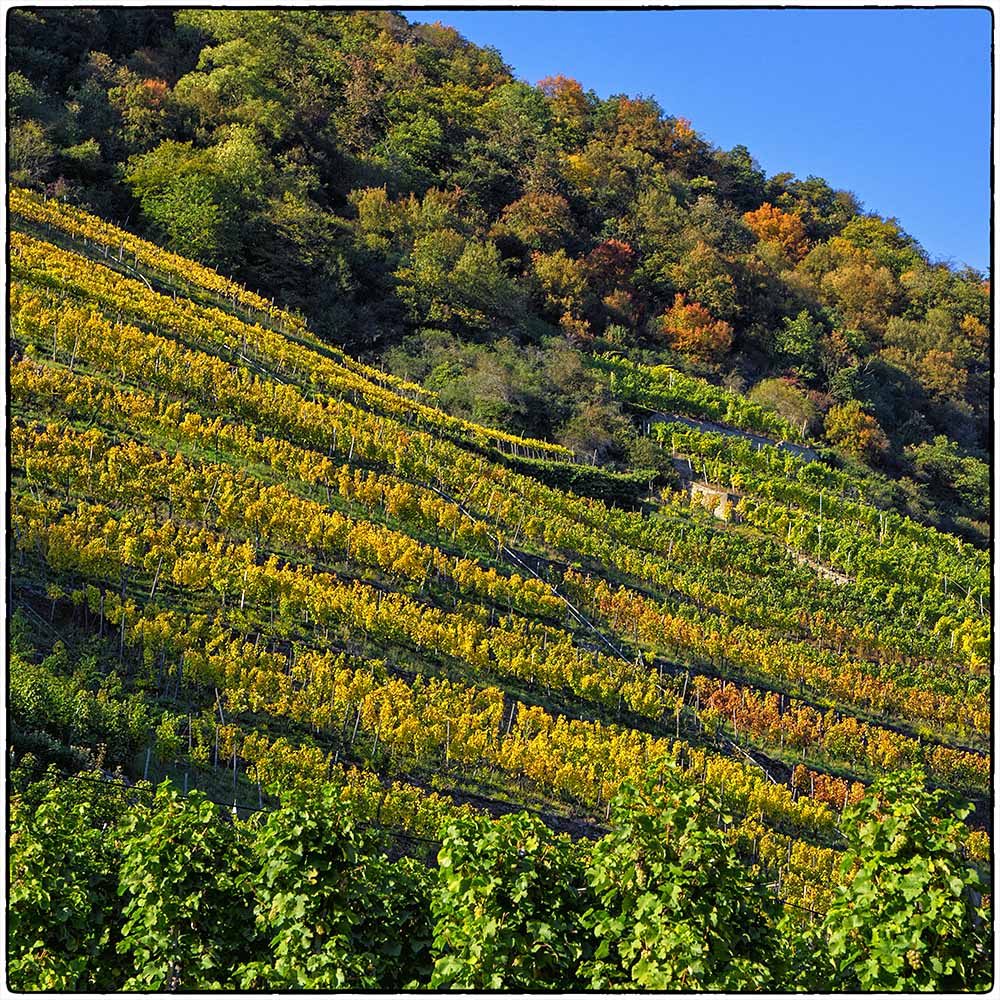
[538,74,589,114]
[743,202,809,261]
[658,293,733,361]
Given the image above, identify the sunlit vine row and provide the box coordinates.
[562,569,988,740]
[11,493,671,720]
[590,352,805,441]
[9,491,871,847]
[17,409,988,797]
[655,421,989,628]
[11,227,572,460]
[11,339,982,740]
[10,285,943,674]
[10,187,294,326]
[11,422,564,622]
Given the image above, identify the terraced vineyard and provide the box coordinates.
[8,190,991,991]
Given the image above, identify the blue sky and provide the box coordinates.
[404,8,991,273]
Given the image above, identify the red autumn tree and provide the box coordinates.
[583,238,636,295]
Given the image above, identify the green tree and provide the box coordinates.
[712,144,766,211]
[117,785,257,990]
[582,764,783,990]
[379,108,444,190]
[449,81,548,215]
[125,141,238,263]
[7,70,47,119]
[429,811,592,990]
[821,767,990,991]
[173,9,346,147]
[907,436,989,519]
[775,174,861,241]
[396,230,525,334]
[9,119,55,186]
[775,309,825,379]
[8,767,128,992]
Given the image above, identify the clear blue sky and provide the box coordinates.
[404,8,992,273]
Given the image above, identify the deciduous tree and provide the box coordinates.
[657,293,733,361]
[824,400,888,461]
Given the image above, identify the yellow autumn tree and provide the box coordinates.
[824,400,888,461]
[919,348,967,399]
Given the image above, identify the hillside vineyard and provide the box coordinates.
[6,7,991,993]
[7,188,991,991]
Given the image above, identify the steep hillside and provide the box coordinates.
[7,195,991,991]
[8,7,990,545]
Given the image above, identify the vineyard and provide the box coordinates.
[7,189,992,991]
